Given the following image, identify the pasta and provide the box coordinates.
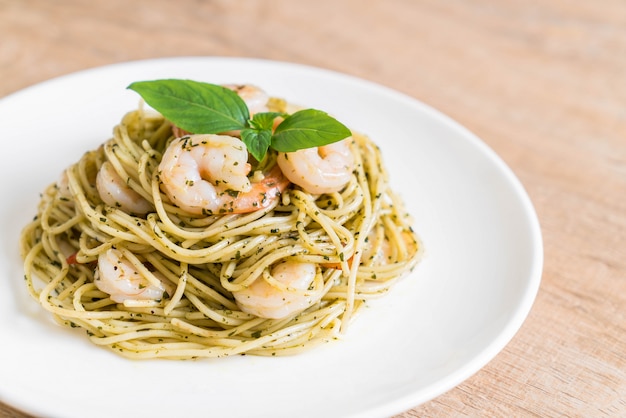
[20,86,421,359]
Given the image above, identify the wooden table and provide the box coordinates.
[1,0,625,416]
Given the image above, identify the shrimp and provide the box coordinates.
[158,134,290,215]
[224,84,270,115]
[276,138,355,195]
[232,261,324,319]
[94,248,168,303]
[96,161,153,215]
[361,230,392,266]
[56,170,73,199]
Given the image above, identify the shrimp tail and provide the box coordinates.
[230,164,291,213]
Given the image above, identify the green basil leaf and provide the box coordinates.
[127,79,249,133]
[271,109,351,152]
[241,128,272,162]
[249,112,285,130]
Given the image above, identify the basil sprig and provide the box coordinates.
[127,79,351,162]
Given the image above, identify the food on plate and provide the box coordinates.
[20,80,421,359]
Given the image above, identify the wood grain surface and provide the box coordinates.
[1,0,625,416]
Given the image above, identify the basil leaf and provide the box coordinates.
[271,109,351,152]
[127,79,249,133]
[241,128,272,162]
[249,112,284,130]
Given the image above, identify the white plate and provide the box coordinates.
[0,57,542,418]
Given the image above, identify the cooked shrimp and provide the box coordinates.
[56,170,73,199]
[222,84,270,114]
[94,248,168,303]
[159,134,289,215]
[96,161,153,215]
[232,261,324,319]
[276,138,355,194]
[362,231,392,266]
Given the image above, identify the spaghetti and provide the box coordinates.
[20,88,421,359]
